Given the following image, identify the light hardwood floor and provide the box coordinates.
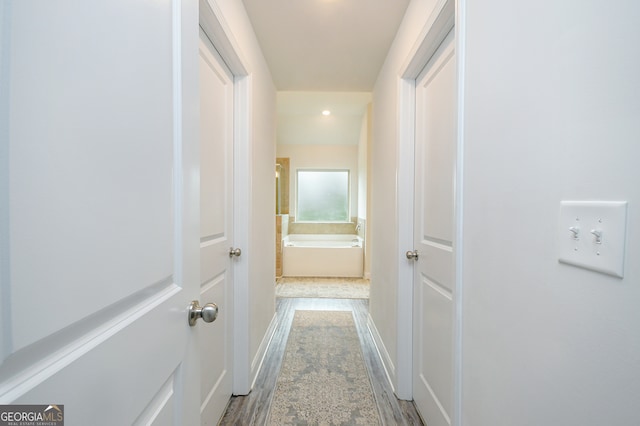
[219,297,424,425]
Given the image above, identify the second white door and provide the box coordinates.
[198,29,235,424]
[412,29,456,426]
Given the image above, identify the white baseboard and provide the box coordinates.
[250,312,279,389]
[367,313,396,392]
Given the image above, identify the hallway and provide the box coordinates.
[220,297,423,425]
[3,1,639,424]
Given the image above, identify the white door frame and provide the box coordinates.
[0,1,8,360]
[198,0,252,395]
[396,0,463,423]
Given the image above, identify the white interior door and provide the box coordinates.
[198,29,235,424]
[412,30,456,426]
[0,1,204,424]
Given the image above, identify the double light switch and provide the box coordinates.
[558,201,628,278]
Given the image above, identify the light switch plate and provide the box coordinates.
[558,201,628,278]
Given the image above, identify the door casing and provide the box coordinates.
[198,0,252,396]
[395,0,463,424]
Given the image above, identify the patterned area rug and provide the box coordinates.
[275,277,370,299]
[267,310,381,425]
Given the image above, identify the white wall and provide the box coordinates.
[460,0,640,424]
[357,106,369,220]
[212,0,277,391]
[276,144,359,220]
[358,104,372,277]
[372,0,640,422]
[369,0,440,388]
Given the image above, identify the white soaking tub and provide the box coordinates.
[282,234,363,277]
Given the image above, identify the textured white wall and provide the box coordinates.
[357,110,368,220]
[358,105,372,278]
[213,0,277,387]
[460,0,640,424]
[369,0,440,388]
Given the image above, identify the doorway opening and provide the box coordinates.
[274,92,372,300]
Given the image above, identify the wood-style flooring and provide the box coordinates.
[219,297,424,425]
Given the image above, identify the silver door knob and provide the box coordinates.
[188,300,218,326]
[229,247,242,257]
[406,250,419,260]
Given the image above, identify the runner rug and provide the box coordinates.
[267,310,381,425]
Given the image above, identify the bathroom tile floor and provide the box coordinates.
[275,276,370,299]
[219,297,423,425]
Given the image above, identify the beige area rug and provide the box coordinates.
[268,310,381,425]
[275,277,370,299]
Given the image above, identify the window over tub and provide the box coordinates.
[296,170,350,222]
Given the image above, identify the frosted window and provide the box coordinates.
[297,170,349,222]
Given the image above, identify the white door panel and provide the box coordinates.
[418,54,456,247]
[415,275,453,413]
[198,276,228,422]
[416,242,454,293]
[198,29,234,425]
[200,242,230,284]
[2,1,202,424]
[13,292,186,419]
[413,30,456,426]
[7,0,175,355]
[200,51,229,240]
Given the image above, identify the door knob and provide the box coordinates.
[406,250,419,260]
[188,300,218,326]
[229,247,242,257]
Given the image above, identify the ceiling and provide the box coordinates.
[242,0,410,92]
[242,0,410,146]
[277,91,371,145]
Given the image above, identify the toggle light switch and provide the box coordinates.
[558,201,628,278]
[569,226,580,240]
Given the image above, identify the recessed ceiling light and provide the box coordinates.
[322,110,331,116]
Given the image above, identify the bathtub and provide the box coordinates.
[282,234,363,278]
